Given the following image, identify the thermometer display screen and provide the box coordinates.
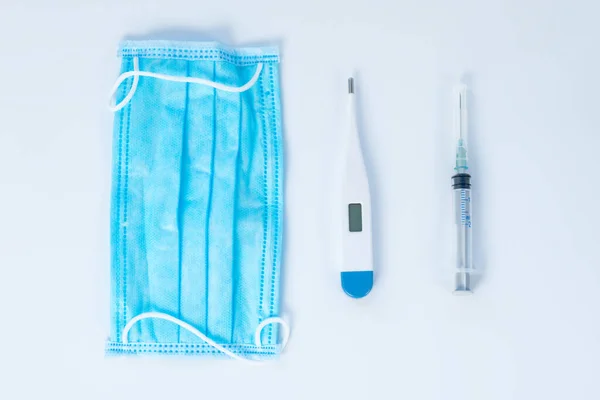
[348,203,363,232]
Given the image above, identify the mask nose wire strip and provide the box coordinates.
[108,56,264,112]
[121,312,290,365]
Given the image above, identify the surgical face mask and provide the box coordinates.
[105,41,288,363]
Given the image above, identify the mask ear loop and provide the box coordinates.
[121,312,290,365]
[108,57,140,112]
[108,56,263,112]
[255,316,289,349]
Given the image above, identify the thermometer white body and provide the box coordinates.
[341,78,373,298]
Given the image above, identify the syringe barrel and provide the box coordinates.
[452,173,473,293]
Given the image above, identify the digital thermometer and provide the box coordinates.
[341,77,373,298]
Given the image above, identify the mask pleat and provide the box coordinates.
[135,58,189,343]
[178,60,215,343]
[206,61,243,343]
[229,96,243,344]
[231,68,265,345]
[175,60,191,343]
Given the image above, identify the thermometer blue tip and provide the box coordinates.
[341,271,373,298]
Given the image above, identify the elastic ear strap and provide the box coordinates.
[108,56,263,112]
[121,312,290,365]
[108,57,140,112]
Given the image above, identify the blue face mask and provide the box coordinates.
[106,41,288,362]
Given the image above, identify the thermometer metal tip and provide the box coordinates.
[348,77,354,94]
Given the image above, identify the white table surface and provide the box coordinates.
[1,1,599,399]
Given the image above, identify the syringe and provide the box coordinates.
[452,85,473,294]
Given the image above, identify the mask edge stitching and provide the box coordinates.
[267,63,280,345]
[105,342,277,356]
[119,47,278,65]
[113,62,127,342]
[258,68,267,327]
[121,71,132,338]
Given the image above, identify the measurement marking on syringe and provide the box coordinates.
[459,190,472,227]
[460,190,467,225]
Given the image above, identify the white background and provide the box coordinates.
[1,1,599,399]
